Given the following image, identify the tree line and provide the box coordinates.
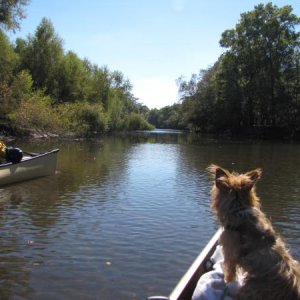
[1,2,299,138]
[148,3,300,138]
[0,1,153,138]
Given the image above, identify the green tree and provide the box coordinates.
[19,18,64,98]
[10,70,33,101]
[179,65,219,132]
[72,102,108,136]
[220,3,300,129]
[87,65,111,106]
[0,29,18,82]
[213,54,243,132]
[57,51,89,102]
[0,29,18,119]
[1,70,33,120]
[10,92,62,133]
[147,108,160,127]
[179,3,300,136]
[0,11,153,136]
[0,0,29,31]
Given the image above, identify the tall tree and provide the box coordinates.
[19,18,64,99]
[57,51,89,102]
[0,29,17,82]
[177,3,300,135]
[220,3,300,128]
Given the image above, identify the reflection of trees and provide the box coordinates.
[0,137,134,298]
[54,138,135,194]
[127,130,188,144]
[0,245,31,298]
[0,190,32,298]
[4,178,61,227]
[4,138,135,224]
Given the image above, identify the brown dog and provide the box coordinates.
[208,164,300,300]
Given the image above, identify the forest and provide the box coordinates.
[149,3,300,138]
[0,2,299,138]
[0,0,153,138]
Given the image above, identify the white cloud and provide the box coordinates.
[132,78,179,109]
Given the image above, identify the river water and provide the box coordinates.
[0,130,300,299]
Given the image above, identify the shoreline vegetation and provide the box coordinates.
[0,2,299,141]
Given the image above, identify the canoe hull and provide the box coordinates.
[0,149,59,186]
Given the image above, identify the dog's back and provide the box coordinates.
[238,222,300,300]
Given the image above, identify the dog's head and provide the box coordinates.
[208,164,262,221]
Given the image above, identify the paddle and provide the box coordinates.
[23,151,40,157]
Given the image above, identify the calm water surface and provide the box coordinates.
[1,131,300,299]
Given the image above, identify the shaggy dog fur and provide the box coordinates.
[208,164,300,300]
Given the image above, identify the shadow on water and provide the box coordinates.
[0,132,299,299]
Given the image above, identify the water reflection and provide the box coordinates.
[0,134,299,299]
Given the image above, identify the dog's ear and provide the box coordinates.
[207,164,227,176]
[208,164,229,190]
[215,167,228,180]
[245,168,262,187]
[215,167,230,190]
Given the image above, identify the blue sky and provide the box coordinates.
[10,0,300,109]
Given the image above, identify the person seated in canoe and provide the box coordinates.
[0,141,6,163]
[0,141,23,164]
